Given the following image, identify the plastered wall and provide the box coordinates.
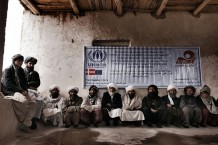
[19,11,218,98]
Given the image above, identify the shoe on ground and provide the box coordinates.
[157,123,162,128]
[174,123,181,128]
[65,124,70,128]
[147,123,153,127]
[200,123,206,127]
[183,123,190,128]
[192,123,199,128]
[73,125,78,128]
[93,124,99,128]
[30,118,37,130]
[19,123,32,133]
[105,122,111,126]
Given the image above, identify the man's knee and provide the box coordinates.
[182,107,189,113]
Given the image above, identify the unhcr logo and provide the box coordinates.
[176,50,196,64]
[88,50,107,62]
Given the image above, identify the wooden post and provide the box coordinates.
[0,0,9,88]
[114,0,123,16]
[69,0,80,15]
[20,0,41,15]
[193,0,211,16]
[156,0,168,16]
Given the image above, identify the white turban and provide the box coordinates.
[107,83,118,91]
[67,86,79,93]
[125,85,135,92]
[167,84,178,92]
[49,85,60,92]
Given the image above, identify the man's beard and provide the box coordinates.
[27,67,34,71]
[52,92,59,98]
[148,92,158,99]
[169,93,176,98]
[89,93,96,97]
[201,95,210,101]
[186,94,194,97]
[70,94,76,98]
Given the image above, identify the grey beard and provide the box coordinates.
[169,94,176,98]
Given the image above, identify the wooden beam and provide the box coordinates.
[193,0,211,16]
[69,0,80,15]
[114,0,123,16]
[37,5,72,10]
[20,0,40,15]
[34,0,69,4]
[156,0,168,16]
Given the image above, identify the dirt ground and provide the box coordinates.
[1,123,218,145]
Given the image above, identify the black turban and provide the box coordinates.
[184,85,196,94]
[89,85,98,91]
[24,56,37,64]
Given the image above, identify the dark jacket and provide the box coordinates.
[162,95,181,109]
[65,95,83,108]
[102,92,122,110]
[142,95,165,111]
[180,95,198,109]
[24,68,40,89]
[1,64,28,95]
[63,95,83,112]
[196,95,218,109]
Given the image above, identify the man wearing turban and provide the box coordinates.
[42,85,64,127]
[63,86,83,128]
[24,56,40,90]
[141,85,165,128]
[121,86,144,126]
[197,85,218,127]
[24,56,43,129]
[80,85,102,127]
[180,85,202,128]
[162,84,182,127]
[102,83,122,126]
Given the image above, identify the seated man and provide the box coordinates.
[197,85,218,127]
[24,56,40,90]
[180,85,202,128]
[141,85,165,128]
[1,54,37,132]
[24,56,43,129]
[121,86,144,126]
[63,86,83,128]
[80,85,102,127]
[102,83,122,126]
[42,85,64,127]
[162,84,182,127]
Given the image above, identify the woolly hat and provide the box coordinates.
[67,86,79,93]
[107,83,118,91]
[49,85,60,92]
[167,84,178,92]
[24,56,37,64]
[125,85,135,92]
[200,85,211,95]
[12,54,24,62]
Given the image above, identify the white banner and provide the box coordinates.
[84,47,202,88]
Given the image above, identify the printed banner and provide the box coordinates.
[84,46,202,88]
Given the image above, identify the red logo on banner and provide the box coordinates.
[176,50,196,64]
